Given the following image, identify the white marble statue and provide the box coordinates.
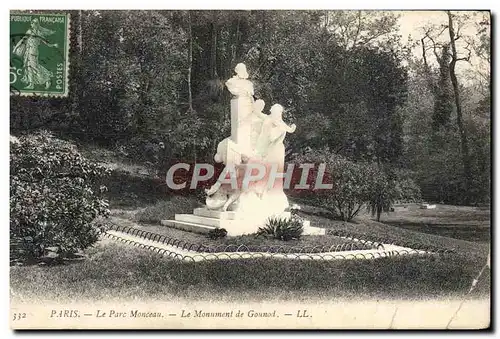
[250,99,268,151]
[206,63,296,216]
[205,180,241,212]
[226,63,254,156]
[166,64,320,236]
[255,104,296,214]
[256,104,296,163]
[225,63,254,99]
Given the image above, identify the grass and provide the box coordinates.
[116,221,378,253]
[134,196,203,224]
[377,204,491,243]
[105,169,167,210]
[112,201,490,259]
[10,238,490,304]
[78,142,168,210]
[11,143,491,304]
[311,214,489,259]
[108,194,490,258]
[101,175,490,302]
[12,199,490,304]
[288,206,490,260]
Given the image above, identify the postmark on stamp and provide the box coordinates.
[10,12,70,97]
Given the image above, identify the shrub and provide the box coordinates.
[10,131,110,259]
[368,168,422,221]
[395,175,422,203]
[293,149,373,221]
[366,168,395,222]
[292,149,422,222]
[135,195,202,224]
[257,217,304,241]
[289,204,302,217]
[207,228,228,240]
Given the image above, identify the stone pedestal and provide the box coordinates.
[161,208,325,237]
[230,97,253,156]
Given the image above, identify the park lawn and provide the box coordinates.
[11,187,491,304]
[312,215,489,259]
[109,217,379,253]
[10,237,490,304]
[111,199,490,259]
[12,146,489,303]
[376,204,490,243]
[288,200,490,255]
[380,204,490,225]
[287,207,490,260]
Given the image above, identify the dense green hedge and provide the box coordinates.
[10,131,110,259]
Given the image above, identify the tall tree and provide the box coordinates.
[187,11,194,113]
[432,43,454,129]
[322,11,401,51]
[447,10,473,203]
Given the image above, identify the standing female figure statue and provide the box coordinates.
[256,103,296,171]
[12,18,59,90]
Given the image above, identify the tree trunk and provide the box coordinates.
[229,16,240,73]
[447,11,473,204]
[376,206,382,222]
[71,10,83,117]
[187,11,193,112]
[78,10,83,52]
[420,38,437,93]
[210,12,218,79]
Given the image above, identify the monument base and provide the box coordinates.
[161,208,325,237]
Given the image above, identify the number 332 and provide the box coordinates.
[12,313,26,321]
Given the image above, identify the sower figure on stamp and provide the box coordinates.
[12,18,58,90]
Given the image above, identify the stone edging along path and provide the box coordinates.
[102,226,445,263]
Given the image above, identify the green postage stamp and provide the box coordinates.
[10,12,70,97]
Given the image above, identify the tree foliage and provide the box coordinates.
[293,149,420,221]
[10,131,110,259]
[408,11,490,204]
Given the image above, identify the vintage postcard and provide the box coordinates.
[9,9,491,330]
